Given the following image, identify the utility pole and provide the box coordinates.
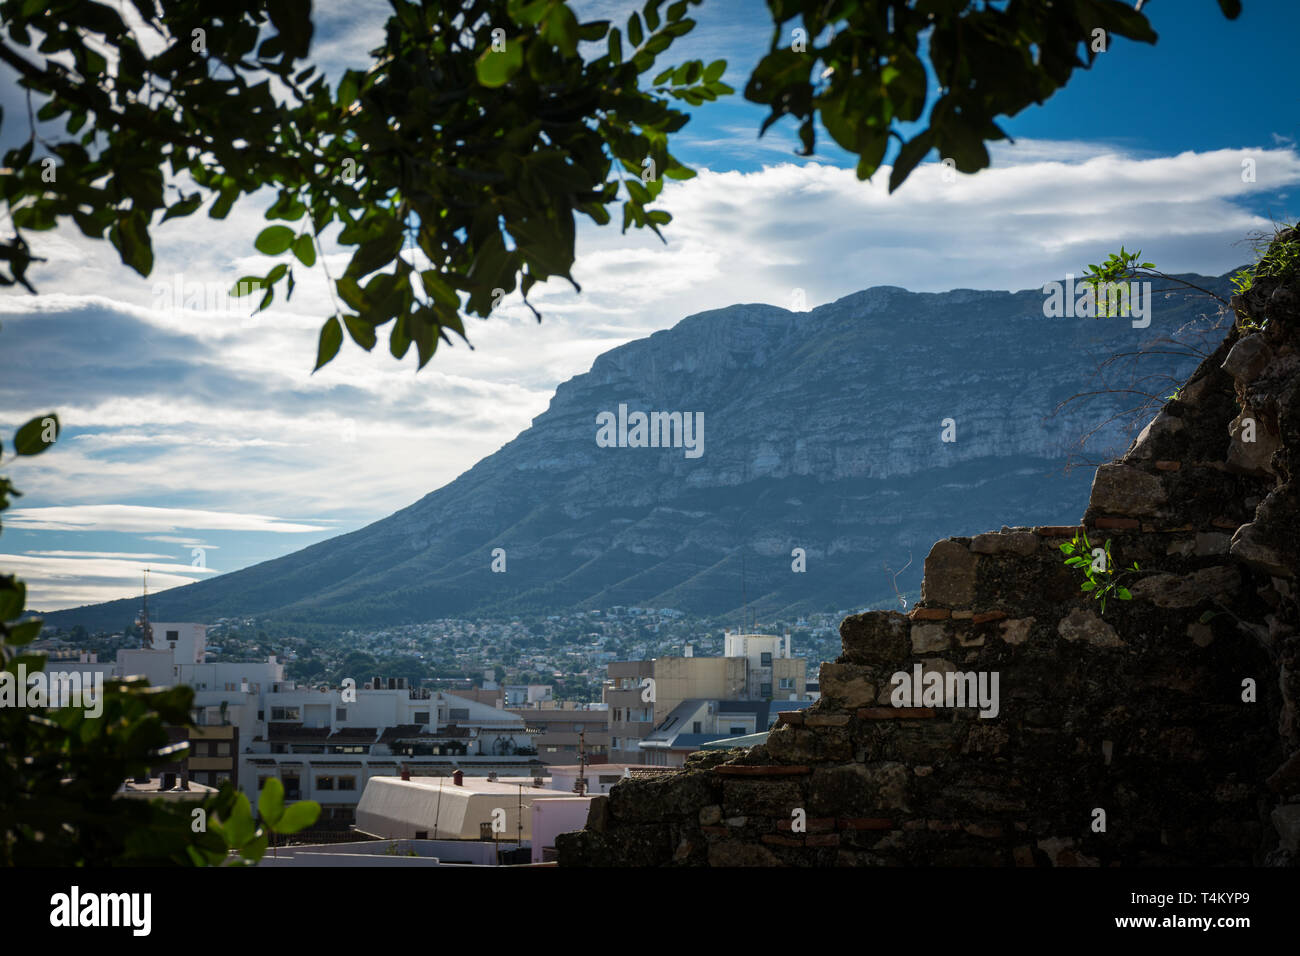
[574,729,587,796]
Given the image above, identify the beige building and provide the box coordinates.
[508,708,609,764]
[604,633,810,764]
[605,661,655,765]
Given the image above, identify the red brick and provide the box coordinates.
[1094,517,1140,530]
[909,607,951,621]
[714,764,811,776]
[1154,460,1182,471]
[804,714,851,727]
[838,817,895,831]
[971,610,1007,624]
[775,710,804,727]
[805,833,840,847]
[857,707,936,719]
[761,834,804,847]
[779,817,835,833]
[1035,525,1083,537]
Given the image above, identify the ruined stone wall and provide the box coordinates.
[557,229,1300,867]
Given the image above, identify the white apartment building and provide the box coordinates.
[86,622,540,827]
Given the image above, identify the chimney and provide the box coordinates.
[400,764,410,781]
[452,770,464,787]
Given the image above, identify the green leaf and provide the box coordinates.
[230,277,263,298]
[258,777,285,826]
[8,619,41,645]
[160,194,203,223]
[219,793,256,847]
[15,414,58,455]
[274,800,321,834]
[255,225,295,256]
[476,38,524,88]
[1080,581,1096,592]
[627,11,643,47]
[1116,588,1132,600]
[703,59,726,83]
[292,234,316,267]
[314,316,343,371]
[888,132,933,193]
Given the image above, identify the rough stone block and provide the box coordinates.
[911,623,950,653]
[1089,464,1168,516]
[998,617,1034,645]
[1130,565,1239,608]
[818,662,878,709]
[969,531,1038,556]
[920,539,978,607]
[1057,608,1124,647]
[839,610,911,667]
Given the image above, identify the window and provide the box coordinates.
[692,721,702,734]
[414,711,430,724]
[730,726,746,736]
[338,776,356,791]
[317,776,335,791]
[191,741,209,757]
[215,741,230,756]
[336,708,347,721]
[760,652,772,667]
[449,708,469,721]
[760,683,772,698]
[545,746,559,753]
[166,630,179,641]
[779,677,794,690]
[611,737,619,749]
[270,707,300,721]
[573,723,585,733]
[414,831,428,840]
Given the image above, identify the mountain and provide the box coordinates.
[43,275,1234,631]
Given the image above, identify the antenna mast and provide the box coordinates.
[139,568,153,648]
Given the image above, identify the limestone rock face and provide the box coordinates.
[44,279,1232,631]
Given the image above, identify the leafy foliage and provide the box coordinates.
[1,1,1245,368]
[746,0,1176,190]
[1060,530,1140,614]
[0,0,724,369]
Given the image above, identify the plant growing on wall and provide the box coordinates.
[1060,531,1140,614]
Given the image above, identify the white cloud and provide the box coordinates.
[3,505,332,534]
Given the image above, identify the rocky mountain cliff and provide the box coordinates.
[45,275,1232,630]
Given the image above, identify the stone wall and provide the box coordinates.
[557,229,1300,867]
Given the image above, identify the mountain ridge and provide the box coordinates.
[41,274,1234,631]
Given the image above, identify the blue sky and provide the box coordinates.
[1,0,1297,612]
